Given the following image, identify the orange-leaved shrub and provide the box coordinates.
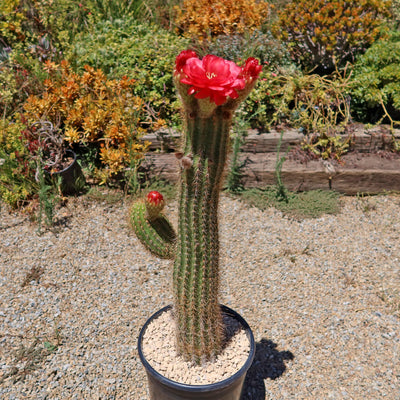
[174,0,270,41]
[22,60,155,181]
[272,0,392,73]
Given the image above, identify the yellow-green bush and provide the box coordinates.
[0,0,30,46]
[350,31,400,130]
[0,116,38,208]
[272,0,392,72]
[0,0,93,51]
[243,67,353,159]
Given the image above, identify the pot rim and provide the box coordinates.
[51,149,77,174]
[138,304,255,393]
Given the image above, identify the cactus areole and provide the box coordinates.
[131,51,261,364]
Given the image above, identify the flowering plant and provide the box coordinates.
[131,51,261,364]
[174,50,262,110]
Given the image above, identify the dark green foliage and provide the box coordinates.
[204,30,292,68]
[68,19,190,125]
[350,31,400,125]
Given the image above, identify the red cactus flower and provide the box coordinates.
[175,50,262,106]
[175,50,197,73]
[176,52,246,106]
[240,57,262,81]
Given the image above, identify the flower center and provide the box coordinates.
[206,72,217,79]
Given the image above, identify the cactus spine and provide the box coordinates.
[130,51,261,364]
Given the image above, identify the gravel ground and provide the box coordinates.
[0,192,399,399]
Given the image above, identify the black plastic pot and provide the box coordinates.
[138,305,255,400]
[49,149,85,195]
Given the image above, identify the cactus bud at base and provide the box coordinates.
[145,191,165,220]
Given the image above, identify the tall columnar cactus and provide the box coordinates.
[131,50,261,364]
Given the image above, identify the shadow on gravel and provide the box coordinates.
[241,338,294,400]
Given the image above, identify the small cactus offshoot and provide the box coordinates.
[130,50,261,364]
[130,191,176,259]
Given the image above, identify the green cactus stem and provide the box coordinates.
[131,50,262,365]
[173,107,235,363]
[130,201,176,260]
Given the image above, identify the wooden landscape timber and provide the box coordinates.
[141,124,400,195]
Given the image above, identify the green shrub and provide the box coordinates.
[205,30,292,67]
[141,0,181,29]
[85,0,144,21]
[0,53,48,118]
[242,67,353,159]
[350,31,400,125]
[272,0,392,73]
[0,64,19,116]
[33,0,93,52]
[241,68,284,130]
[68,19,190,127]
[0,116,38,208]
[0,0,41,49]
[272,70,352,133]
[0,0,87,55]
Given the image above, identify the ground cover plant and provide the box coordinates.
[237,187,341,219]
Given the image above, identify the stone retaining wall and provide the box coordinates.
[141,124,400,195]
